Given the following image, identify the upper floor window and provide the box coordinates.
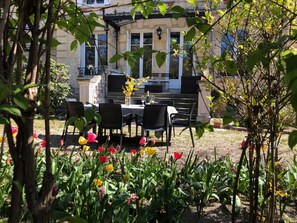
[78,0,109,6]
[87,0,104,4]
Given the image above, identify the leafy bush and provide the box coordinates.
[37,59,72,116]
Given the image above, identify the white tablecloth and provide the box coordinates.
[84,104,177,124]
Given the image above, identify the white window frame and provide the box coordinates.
[126,30,154,78]
[80,33,107,68]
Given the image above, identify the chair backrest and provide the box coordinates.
[158,100,174,106]
[189,102,196,115]
[105,98,114,103]
[66,101,85,118]
[143,104,167,129]
[188,102,196,122]
[131,99,142,105]
[99,103,123,129]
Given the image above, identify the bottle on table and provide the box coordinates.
[145,91,151,104]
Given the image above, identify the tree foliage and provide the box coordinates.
[0,0,99,222]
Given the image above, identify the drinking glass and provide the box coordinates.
[141,95,145,106]
[151,95,155,104]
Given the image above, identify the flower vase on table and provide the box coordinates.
[125,95,131,105]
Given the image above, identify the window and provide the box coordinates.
[131,33,140,78]
[86,0,105,4]
[169,32,180,79]
[182,41,193,77]
[169,32,194,79]
[85,35,96,75]
[220,30,245,75]
[98,34,107,66]
[82,33,107,75]
[221,30,245,58]
[143,33,152,78]
[130,33,152,78]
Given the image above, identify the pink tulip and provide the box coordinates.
[139,137,146,146]
[33,132,39,139]
[87,132,98,143]
[11,126,18,134]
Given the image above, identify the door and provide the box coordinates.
[129,32,153,78]
[166,31,194,89]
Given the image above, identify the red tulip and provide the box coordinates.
[41,140,46,148]
[130,149,137,154]
[99,155,108,163]
[98,146,105,152]
[173,152,182,160]
[108,147,116,154]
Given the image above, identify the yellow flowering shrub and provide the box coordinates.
[123,76,149,96]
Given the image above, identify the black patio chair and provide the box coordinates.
[170,102,196,147]
[99,103,132,148]
[135,104,169,151]
[131,99,142,105]
[157,100,174,106]
[61,101,96,142]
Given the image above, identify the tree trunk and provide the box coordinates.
[9,160,24,223]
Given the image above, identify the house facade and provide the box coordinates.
[53,0,229,120]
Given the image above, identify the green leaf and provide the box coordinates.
[109,54,123,64]
[127,57,136,69]
[156,52,166,68]
[93,112,102,124]
[196,23,211,34]
[74,118,86,132]
[51,38,61,48]
[186,17,200,27]
[225,60,237,75]
[65,116,77,126]
[0,116,9,124]
[227,0,234,9]
[158,3,167,16]
[169,5,186,14]
[13,94,29,110]
[184,27,196,42]
[84,108,95,123]
[137,47,144,56]
[288,130,297,149]
[284,55,297,91]
[23,83,43,90]
[70,40,79,51]
[0,104,22,116]
[0,82,9,100]
[290,92,297,111]
[246,50,263,71]
[196,126,204,139]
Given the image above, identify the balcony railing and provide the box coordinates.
[78,67,103,76]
